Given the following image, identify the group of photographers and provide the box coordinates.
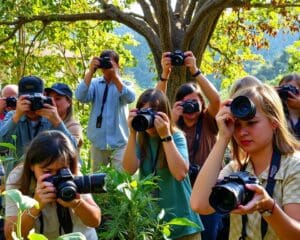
[0,47,300,239]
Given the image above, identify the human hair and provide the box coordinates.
[229,75,262,97]
[136,88,176,166]
[175,82,206,126]
[63,96,73,122]
[18,130,79,195]
[279,73,300,87]
[230,84,300,168]
[100,49,119,64]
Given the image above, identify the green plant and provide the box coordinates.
[94,166,200,240]
[3,189,86,240]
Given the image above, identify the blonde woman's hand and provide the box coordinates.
[215,100,235,140]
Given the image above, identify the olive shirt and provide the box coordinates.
[137,131,203,239]
[219,152,300,240]
[5,164,98,240]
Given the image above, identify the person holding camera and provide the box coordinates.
[277,73,300,140]
[75,49,136,172]
[45,83,83,151]
[191,84,300,240]
[0,84,18,123]
[4,130,101,240]
[157,50,221,240]
[122,88,203,240]
[0,76,77,161]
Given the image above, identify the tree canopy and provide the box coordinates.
[0,0,299,100]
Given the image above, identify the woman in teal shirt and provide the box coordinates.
[123,88,203,239]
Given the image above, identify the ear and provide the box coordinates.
[271,121,279,130]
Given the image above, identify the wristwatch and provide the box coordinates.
[161,135,172,142]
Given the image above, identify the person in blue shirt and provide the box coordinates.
[75,50,136,172]
[0,76,77,169]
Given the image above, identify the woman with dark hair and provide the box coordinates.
[4,130,100,240]
[45,83,83,150]
[278,73,300,140]
[157,51,221,240]
[122,88,203,240]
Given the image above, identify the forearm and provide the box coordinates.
[190,137,229,214]
[72,199,101,227]
[156,78,168,93]
[122,133,139,174]
[265,203,300,240]
[163,141,189,181]
[195,73,220,116]
[84,70,93,86]
[21,207,42,238]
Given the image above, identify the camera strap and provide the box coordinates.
[96,82,109,128]
[239,150,281,240]
[191,117,202,164]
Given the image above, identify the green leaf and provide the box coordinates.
[56,232,86,240]
[162,225,170,237]
[3,189,39,212]
[28,230,48,240]
[167,217,200,228]
[0,142,16,151]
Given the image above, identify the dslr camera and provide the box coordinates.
[230,96,256,121]
[168,50,186,66]
[209,171,259,214]
[180,100,200,114]
[44,168,106,202]
[131,108,156,132]
[26,93,53,111]
[98,56,112,69]
[6,96,17,108]
[277,84,299,101]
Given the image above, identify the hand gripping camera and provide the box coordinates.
[26,93,53,111]
[277,84,299,101]
[180,100,200,114]
[168,50,186,66]
[98,56,112,69]
[131,108,156,132]
[44,168,106,201]
[230,96,256,121]
[209,171,259,214]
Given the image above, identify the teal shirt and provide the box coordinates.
[137,131,203,239]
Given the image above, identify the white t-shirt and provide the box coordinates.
[5,164,98,240]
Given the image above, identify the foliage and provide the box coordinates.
[3,189,87,240]
[94,166,200,240]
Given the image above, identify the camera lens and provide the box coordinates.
[131,114,154,132]
[74,173,106,194]
[230,96,256,120]
[209,182,244,214]
[57,180,78,201]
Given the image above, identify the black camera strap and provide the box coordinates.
[96,82,109,128]
[190,116,202,164]
[239,150,281,240]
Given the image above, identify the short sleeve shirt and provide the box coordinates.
[219,152,300,240]
[5,164,98,240]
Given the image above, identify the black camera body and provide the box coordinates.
[98,56,112,69]
[26,93,53,111]
[44,168,106,202]
[131,108,157,132]
[169,50,186,66]
[209,171,259,214]
[6,97,17,108]
[277,84,299,101]
[230,96,256,121]
[180,100,200,114]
